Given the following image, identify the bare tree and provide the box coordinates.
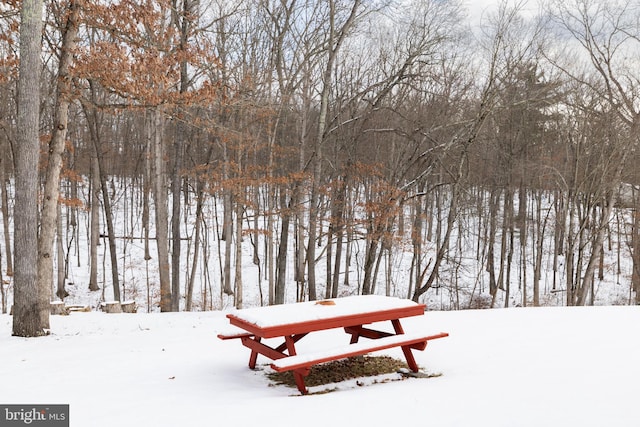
[13,0,48,337]
[39,0,81,304]
[549,0,640,305]
[151,108,171,310]
[408,0,545,302]
[169,0,199,312]
[307,0,364,300]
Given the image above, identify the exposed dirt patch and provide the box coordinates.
[265,355,408,388]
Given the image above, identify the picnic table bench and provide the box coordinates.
[218,295,448,394]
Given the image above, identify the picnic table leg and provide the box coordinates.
[349,329,359,344]
[285,336,310,395]
[239,334,311,394]
[391,319,420,372]
[241,336,288,368]
[248,337,261,369]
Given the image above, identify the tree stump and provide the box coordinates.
[50,301,69,315]
[100,301,122,313]
[121,301,137,313]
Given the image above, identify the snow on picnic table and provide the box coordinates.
[226,295,421,327]
[1,305,640,427]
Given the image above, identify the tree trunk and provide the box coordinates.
[306,0,362,301]
[186,186,204,311]
[566,194,577,306]
[518,183,528,307]
[306,187,319,301]
[344,191,354,289]
[0,144,13,278]
[325,211,333,300]
[222,191,234,296]
[234,201,243,308]
[330,174,347,298]
[532,191,547,307]
[37,0,79,310]
[413,182,460,302]
[170,123,183,312]
[80,82,120,301]
[576,198,617,306]
[487,188,499,305]
[503,190,514,308]
[88,155,100,291]
[294,188,306,301]
[93,132,121,302]
[55,203,68,300]
[275,191,290,305]
[37,1,71,297]
[169,0,195,312]
[410,196,424,300]
[143,126,152,310]
[267,195,275,305]
[0,239,4,313]
[13,0,49,337]
[361,230,380,295]
[151,108,171,311]
[632,210,640,303]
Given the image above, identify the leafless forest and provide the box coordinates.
[2,0,640,322]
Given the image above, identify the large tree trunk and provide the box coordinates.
[36,0,79,309]
[168,0,195,312]
[13,0,49,337]
[143,128,152,310]
[151,108,171,311]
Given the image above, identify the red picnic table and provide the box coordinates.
[218,295,448,394]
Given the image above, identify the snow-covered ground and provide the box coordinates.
[1,304,638,426]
